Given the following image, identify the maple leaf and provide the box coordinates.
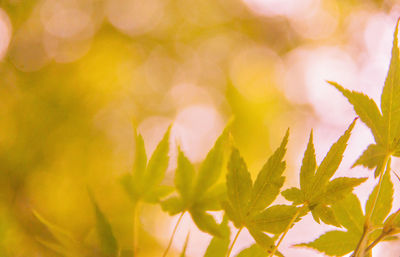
[282,119,365,227]
[299,160,393,256]
[328,19,400,177]
[223,130,293,254]
[121,126,173,205]
[161,125,230,236]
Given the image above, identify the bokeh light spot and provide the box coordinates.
[0,8,12,61]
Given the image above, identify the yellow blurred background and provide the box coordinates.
[1,0,400,256]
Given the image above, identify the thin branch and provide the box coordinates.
[351,155,390,257]
[226,227,243,257]
[133,201,141,256]
[162,211,185,257]
[268,205,306,257]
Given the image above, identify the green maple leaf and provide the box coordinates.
[121,126,173,205]
[89,192,119,257]
[382,209,400,237]
[298,193,364,256]
[365,159,394,226]
[282,119,366,227]
[161,126,230,237]
[328,20,400,177]
[223,130,296,253]
[299,160,393,256]
[235,244,269,257]
[204,216,231,257]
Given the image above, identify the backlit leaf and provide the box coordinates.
[162,124,231,238]
[133,132,147,184]
[381,19,400,147]
[196,183,226,211]
[89,193,118,257]
[236,244,267,257]
[143,126,171,189]
[300,131,317,194]
[204,216,230,257]
[226,148,252,224]
[221,201,241,228]
[122,126,172,205]
[249,205,298,234]
[300,194,365,256]
[247,228,275,253]
[143,185,174,203]
[120,174,139,203]
[311,204,339,227]
[281,187,304,205]
[175,148,195,202]
[161,197,184,215]
[193,126,229,196]
[328,81,384,145]
[332,194,364,234]
[365,160,394,225]
[322,177,367,205]
[248,130,288,213]
[298,230,358,256]
[352,144,387,177]
[190,209,222,237]
[308,119,356,198]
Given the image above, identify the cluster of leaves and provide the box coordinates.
[32,21,400,257]
[161,127,230,237]
[300,162,394,256]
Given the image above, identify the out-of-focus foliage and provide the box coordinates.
[161,126,229,237]
[1,0,400,256]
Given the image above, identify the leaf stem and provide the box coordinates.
[162,211,185,257]
[352,154,390,257]
[268,205,306,257]
[364,208,400,254]
[364,231,387,253]
[226,227,243,257]
[133,201,141,256]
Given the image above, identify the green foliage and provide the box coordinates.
[161,126,230,236]
[223,130,295,252]
[329,20,400,177]
[236,244,268,257]
[22,15,400,257]
[298,194,364,256]
[204,216,231,257]
[300,160,394,256]
[89,193,119,257]
[121,126,173,205]
[282,120,365,227]
[365,161,394,226]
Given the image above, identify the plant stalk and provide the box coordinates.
[365,232,387,253]
[162,211,185,257]
[226,227,243,257]
[268,205,305,257]
[352,154,390,257]
[364,208,400,254]
[133,201,141,256]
